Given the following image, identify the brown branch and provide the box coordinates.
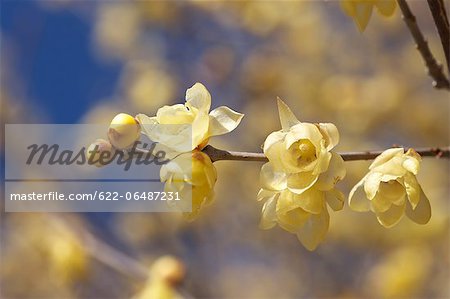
[427,0,450,73]
[397,0,450,90]
[201,145,450,163]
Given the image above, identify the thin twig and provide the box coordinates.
[427,0,450,73]
[397,0,450,90]
[201,145,450,163]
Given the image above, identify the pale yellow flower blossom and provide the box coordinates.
[136,83,244,152]
[258,99,346,250]
[160,150,217,220]
[348,148,431,227]
[341,0,397,32]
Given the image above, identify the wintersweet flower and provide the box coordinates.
[160,150,217,220]
[258,161,346,251]
[341,0,397,32]
[136,83,244,152]
[348,148,431,227]
[258,99,346,250]
[264,99,341,179]
[108,113,141,150]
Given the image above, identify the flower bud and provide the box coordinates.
[108,113,141,149]
[150,255,186,286]
[86,139,113,167]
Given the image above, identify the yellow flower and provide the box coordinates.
[160,150,217,220]
[341,0,397,32]
[258,99,346,250]
[136,83,244,152]
[258,162,345,251]
[264,99,341,177]
[108,113,141,149]
[349,148,431,227]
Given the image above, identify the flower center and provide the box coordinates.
[296,140,316,162]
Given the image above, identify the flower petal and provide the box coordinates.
[364,172,382,200]
[278,188,324,215]
[348,177,371,212]
[405,189,431,224]
[371,192,393,213]
[185,82,211,112]
[296,206,329,251]
[257,189,277,202]
[352,2,374,32]
[287,172,318,194]
[191,111,210,149]
[277,98,300,131]
[316,152,346,190]
[208,106,244,137]
[316,123,339,150]
[260,163,287,191]
[137,113,193,152]
[156,104,194,124]
[369,148,404,170]
[375,0,396,16]
[312,141,332,176]
[325,189,345,211]
[403,173,421,209]
[259,194,278,230]
[376,202,405,228]
[277,207,310,234]
[285,123,323,150]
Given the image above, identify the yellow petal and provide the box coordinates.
[278,188,324,215]
[137,113,193,152]
[191,111,210,149]
[287,171,318,195]
[285,123,323,150]
[405,189,431,224]
[369,148,404,170]
[364,172,382,200]
[316,122,340,150]
[376,203,405,228]
[185,82,211,112]
[260,162,287,191]
[312,141,332,176]
[316,153,346,191]
[208,106,244,137]
[156,104,194,124]
[348,176,371,212]
[257,189,278,202]
[263,131,290,172]
[325,189,345,211]
[296,206,329,251]
[277,207,310,234]
[375,0,396,16]
[403,173,420,209]
[353,2,374,32]
[277,97,300,131]
[259,195,278,230]
[371,192,393,213]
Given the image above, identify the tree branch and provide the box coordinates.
[427,0,450,73]
[397,0,450,90]
[201,145,450,163]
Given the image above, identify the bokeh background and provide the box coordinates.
[1,1,449,298]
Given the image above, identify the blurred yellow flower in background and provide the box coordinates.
[341,0,397,32]
[161,151,217,221]
[258,99,346,250]
[133,255,186,299]
[349,148,431,227]
[137,83,244,152]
